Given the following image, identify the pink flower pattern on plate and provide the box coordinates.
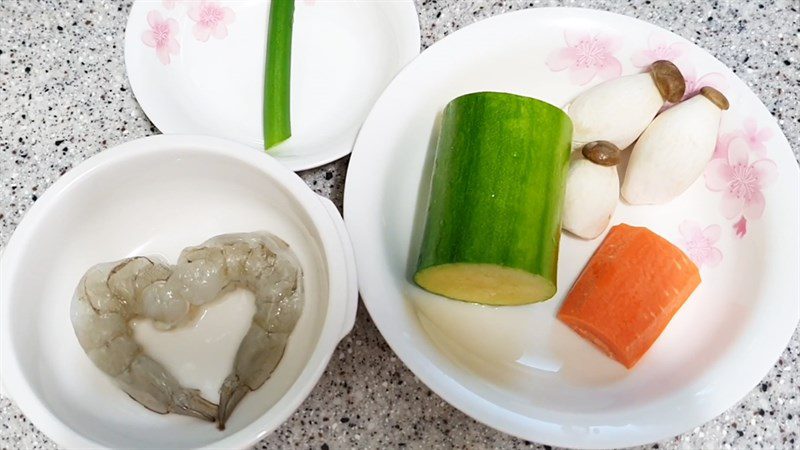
[732,216,748,238]
[188,0,235,42]
[163,0,177,9]
[713,117,774,160]
[631,33,689,68]
[546,30,622,85]
[677,62,727,101]
[679,220,722,268]
[712,131,738,160]
[705,138,778,234]
[740,117,774,156]
[141,10,180,65]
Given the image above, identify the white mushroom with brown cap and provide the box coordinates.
[622,87,730,205]
[562,141,621,240]
[568,60,686,150]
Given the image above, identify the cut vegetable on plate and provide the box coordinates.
[622,87,730,205]
[263,0,295,149]
[568,60,686,150]
[562,141,621,240]
[558,223,701,368]
[414,92,572,306]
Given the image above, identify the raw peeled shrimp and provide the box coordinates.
[70,232,304,429]
[179,233,304,429]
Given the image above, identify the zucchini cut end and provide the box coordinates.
[414,263,556,306]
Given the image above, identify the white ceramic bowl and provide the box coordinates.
[0,135,358,449]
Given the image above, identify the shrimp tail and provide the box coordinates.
[217,375,250,430]
[119,356,218,423]
[171,389,218,422]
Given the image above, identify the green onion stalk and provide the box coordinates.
[264,0,294,149]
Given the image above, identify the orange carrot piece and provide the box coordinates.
[557,223,701,368]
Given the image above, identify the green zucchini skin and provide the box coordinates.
[414,92,573,305]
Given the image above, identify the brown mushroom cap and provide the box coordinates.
[700,86,730,110]
[581,141,621,167]
[650,60,686,103]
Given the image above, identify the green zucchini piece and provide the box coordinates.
[264,0,294,149]
[414,92,573,306]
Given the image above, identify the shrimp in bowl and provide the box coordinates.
[70,231,303,430]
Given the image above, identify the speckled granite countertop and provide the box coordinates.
[1,0,798,448]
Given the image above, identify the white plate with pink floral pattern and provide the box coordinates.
[124,0,420,171]
[344,8,799,449]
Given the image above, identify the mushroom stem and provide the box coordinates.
[562,149,620,240]
[621,91,726,205]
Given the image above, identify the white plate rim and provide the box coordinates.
[343,7,800,448]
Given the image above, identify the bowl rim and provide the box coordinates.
[0,134,357,449]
